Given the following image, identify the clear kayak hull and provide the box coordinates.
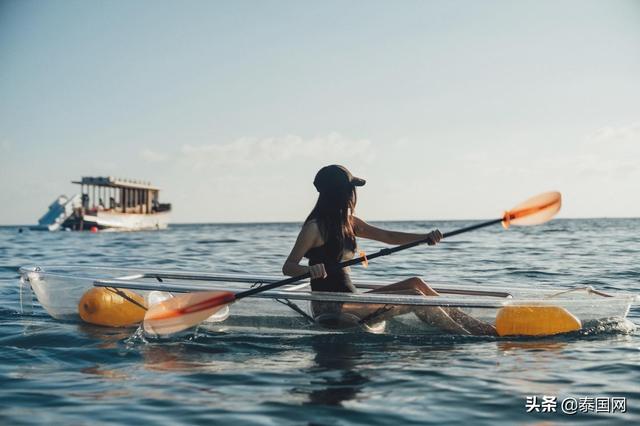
[19,265,638,336]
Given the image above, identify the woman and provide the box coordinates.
[282,165,496,335]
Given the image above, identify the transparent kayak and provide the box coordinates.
[19,265,638,336]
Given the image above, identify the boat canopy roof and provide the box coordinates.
[72,176,159,190]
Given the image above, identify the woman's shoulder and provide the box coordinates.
[301,219,323,242]
[300,220,324,257]
[303,218,319,229]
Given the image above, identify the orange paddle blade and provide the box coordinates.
[143,291,236,336]
[502,191,561,229]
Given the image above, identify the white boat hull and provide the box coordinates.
[82,210,170,231]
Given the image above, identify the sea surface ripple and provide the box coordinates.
[0,219,638,425]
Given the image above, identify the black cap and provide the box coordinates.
[313,165,366,193]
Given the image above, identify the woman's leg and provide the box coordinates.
[341,278,471,334]
[359,277,496,336]
[396,277,497,336]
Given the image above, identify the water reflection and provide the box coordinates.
[77,323,134,349]
[497,340,568,353]
[138,342,214,372]
[301,335,369,407]
[80,365,129,380]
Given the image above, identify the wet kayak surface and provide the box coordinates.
[1,219,639,425]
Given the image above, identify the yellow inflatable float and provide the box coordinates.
[79,287,147,327]
[495,305,582,336]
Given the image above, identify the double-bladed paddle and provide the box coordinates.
[143,191,562,336]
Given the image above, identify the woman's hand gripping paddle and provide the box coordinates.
[143,191,562,337]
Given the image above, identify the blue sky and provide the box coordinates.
[1,0,639,224]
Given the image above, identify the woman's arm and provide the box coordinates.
[353,216,442,246]
[282,221,327,279]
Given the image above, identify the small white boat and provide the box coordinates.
[19,265,638,337]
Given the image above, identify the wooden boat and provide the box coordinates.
[32,176,171,231]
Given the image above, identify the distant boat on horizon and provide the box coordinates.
[32,176,172,232]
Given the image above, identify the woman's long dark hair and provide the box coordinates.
[306,184,357,262]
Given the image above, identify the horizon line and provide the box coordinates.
[1,216,639,228]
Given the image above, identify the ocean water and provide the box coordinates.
[0,219,638,425]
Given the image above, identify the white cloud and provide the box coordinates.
[179,133,374,171]
[118,126,640,222]
[140,148,169,163]
[577,122,640,178]
[453,122,640,181]
[590,122,640,143]
[147,133,376,222]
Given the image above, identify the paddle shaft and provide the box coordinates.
[236,217,504,300]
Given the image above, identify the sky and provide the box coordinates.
[1,0,639,224]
